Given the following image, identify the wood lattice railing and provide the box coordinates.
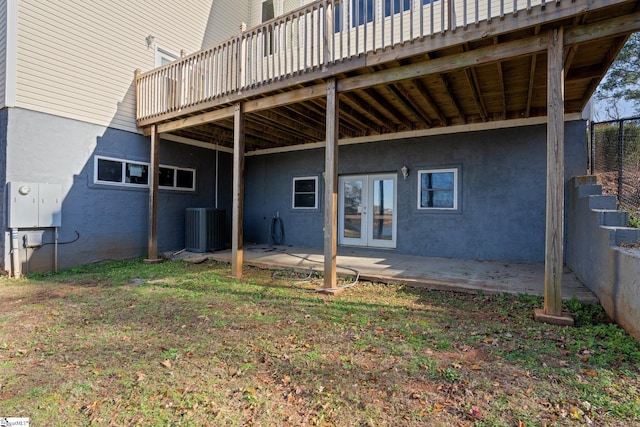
[136,0,546,123]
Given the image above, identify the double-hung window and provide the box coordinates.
[292,176,318,209]
[417,168,458,210]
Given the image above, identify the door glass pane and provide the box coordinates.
[371,178,394,241]
[342,179,362,239]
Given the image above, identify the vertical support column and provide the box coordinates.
[145,124,161,263]
[535,28,573,326]
[323,79,340,293]
[232,103,245,277]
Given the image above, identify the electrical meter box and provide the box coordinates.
[7,182,62,228]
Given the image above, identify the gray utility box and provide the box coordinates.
[8,182,62,228]
[185,208,226,252]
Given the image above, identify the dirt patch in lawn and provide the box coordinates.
[0,259,638,426]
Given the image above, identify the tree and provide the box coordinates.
[595,32,640,120]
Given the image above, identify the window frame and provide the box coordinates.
[93,155,196,191]
[155,45,179,67]
[94,155,150,188]
[292,176,319,210]
[159,165,197,191]
[416,168,459,211]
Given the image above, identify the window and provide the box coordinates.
[352,0,374,27]
[95,156,149,187]
[262,0,275,55]
[384,0,411,17]
[417,168,458,210]
[159,165,196,191]
[334,1,343,33]
[292,176,318,209]
[94,156,195,191]
[155,45,179,67]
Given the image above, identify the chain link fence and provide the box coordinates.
[590,117,640,221]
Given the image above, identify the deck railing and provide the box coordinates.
[136,0,546,122]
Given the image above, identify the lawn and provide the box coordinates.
[0,258,639,426]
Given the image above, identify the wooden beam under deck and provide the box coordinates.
[231,104,245,278]
[537,28,572,326]
[145,125,160,263]
[323,79,339,291]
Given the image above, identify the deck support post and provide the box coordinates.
[232,103,245,277]
[144,124,162,264]
[322,79,341,294]
[535,28,573,326]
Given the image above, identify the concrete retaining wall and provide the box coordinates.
[567,176,640,341]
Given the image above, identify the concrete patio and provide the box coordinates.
[170,244,598,303]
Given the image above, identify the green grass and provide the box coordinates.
[0,258,639,426]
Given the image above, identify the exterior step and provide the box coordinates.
[577,184,603,198]
[614,227,640,246]
[588,195,617,210]
[594,210,628,227]
[573,175,598,187]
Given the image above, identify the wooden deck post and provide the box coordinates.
[322,79,341,293]
[232,103,245,277]
[144,124,162,263]
[535,28,573,326]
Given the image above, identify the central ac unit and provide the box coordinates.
[185,208,226,252]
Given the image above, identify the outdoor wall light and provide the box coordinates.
[145,35,155,48]
[401,166,409,180]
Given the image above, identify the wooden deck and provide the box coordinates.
[136,0,640,152]
[171,244,598,303]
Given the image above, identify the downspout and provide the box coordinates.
[54,227,58,272]
[11,228,21,278]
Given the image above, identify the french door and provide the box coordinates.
[338,174,397,248]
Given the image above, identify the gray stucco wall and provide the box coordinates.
[244,121,587,263]
[4,108,230,273]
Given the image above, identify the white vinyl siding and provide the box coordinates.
[203,0,251,48]
[14,0,224,133]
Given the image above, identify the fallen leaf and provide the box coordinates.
[469,405,482,419]
[471,364,482,370]
[432,403,445,413]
